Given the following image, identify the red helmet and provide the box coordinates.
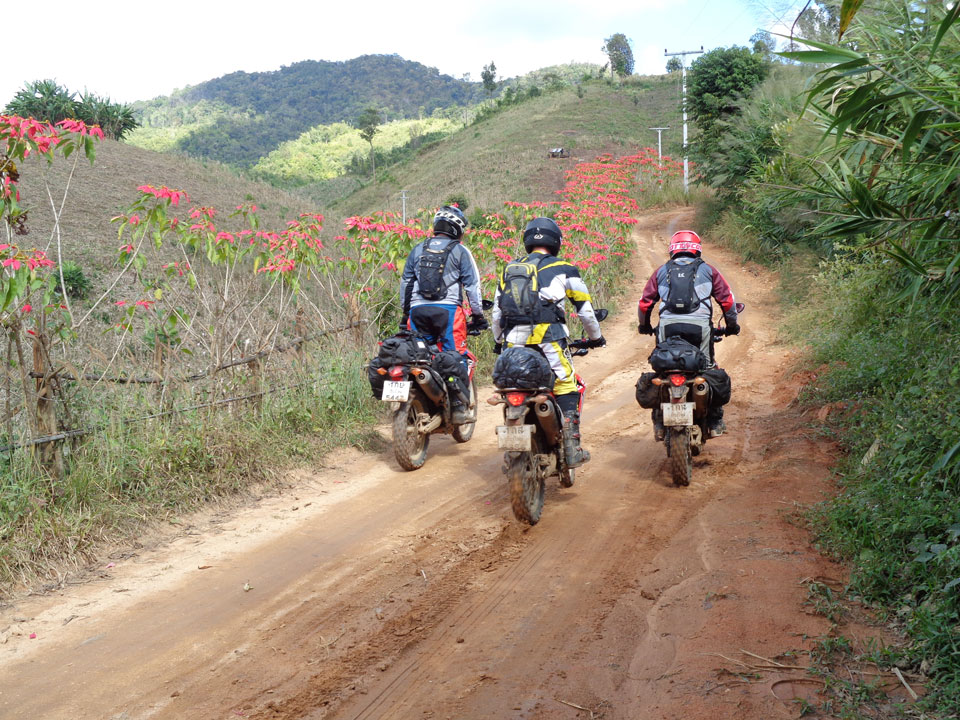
[669,230,702,256]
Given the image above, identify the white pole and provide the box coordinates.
[664,47,704,195]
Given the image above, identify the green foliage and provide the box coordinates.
[5,79,76,124]
[778,2,960,298]
[0,350,381,591]
[251,117,460,187]
[481,61,497,96]
[444,193,469,212]
[603,33,635,78]
[130,55,484,168]
[687,46,769,165]
[5,80,139,140]
[56,260,89,299]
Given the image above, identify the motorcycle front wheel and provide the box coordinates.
[669,429,692,487]
[451,376,478,444]
[393,396,430,471]
[506,432,544,525]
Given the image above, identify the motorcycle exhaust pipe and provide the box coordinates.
[692,376,709,414]
[534,400,562,444]
[413,369,445,404]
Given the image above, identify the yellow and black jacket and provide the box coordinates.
[492,251,602,346]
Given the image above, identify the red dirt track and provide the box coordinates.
[0,209,859,719]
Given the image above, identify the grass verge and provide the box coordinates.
[0,348,382,598]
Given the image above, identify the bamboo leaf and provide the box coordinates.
[838,0,867,39]
[930,2,960,55]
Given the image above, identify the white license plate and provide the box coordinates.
[497,425,532,451]
[662,402,694,427]
[382,380,411,402]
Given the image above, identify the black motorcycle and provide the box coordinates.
[490,310,608,524]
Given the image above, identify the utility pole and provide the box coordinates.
[400,190,408,225]
[649,126,668,163]
[649,126,669,188]
[664,46,704,194]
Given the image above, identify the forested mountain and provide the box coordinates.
[132,55,484,167]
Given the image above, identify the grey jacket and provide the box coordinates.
[400,235,484,316]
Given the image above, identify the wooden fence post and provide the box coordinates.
[32,331,63,482]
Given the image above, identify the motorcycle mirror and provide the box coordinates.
[735,302,745,314]
[482,298,495,310]
[594,308,609,322]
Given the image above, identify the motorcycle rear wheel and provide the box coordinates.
[669,429,692,487]
[393,397,430,471]
[451,377,478,443]
[507,434,544,525]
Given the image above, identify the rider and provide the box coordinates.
[492,217,605,468]
[400,205,487,424]
[637,229,740,436]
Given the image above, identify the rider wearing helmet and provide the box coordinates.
[492,217,605,468]
[637,229,740,436]
[400,205,487,424]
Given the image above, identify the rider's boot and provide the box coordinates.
[652,409,666,441]
[451,401,471,425]
[562,412,591,468]
[706,407,726,438]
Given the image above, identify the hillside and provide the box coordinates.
[326,75,684,221]
[130,55,484,167]
[16,74,683,282]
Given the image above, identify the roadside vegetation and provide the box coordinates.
[691,1,960,713]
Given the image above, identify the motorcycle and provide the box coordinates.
[647,302,745,487]
[488,309,608,525]
[381,345,478,471]
[380,305,492,471]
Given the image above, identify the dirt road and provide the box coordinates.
[0,209,860,719]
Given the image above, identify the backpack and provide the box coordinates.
[498,254,559,330]
[663,258,705,314]
[416,237,459,300]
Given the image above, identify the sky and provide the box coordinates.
[2,0,808,108]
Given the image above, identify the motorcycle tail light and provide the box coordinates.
[669,374,686,387]
[505,392,528,407]
[388,365,405,380]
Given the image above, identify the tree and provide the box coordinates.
[356,107,381,179]
[481,61,497,97]
[687,46,768,165]
[603,34,635,79]
[750,30,776,62]
[5,79,77,124]
[665,56,682,74]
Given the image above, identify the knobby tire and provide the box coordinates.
[393,396,430,471]
[669,429,692,487]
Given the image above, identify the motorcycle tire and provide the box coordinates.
[507,434,545,525]
[669,429,692,487]
[451,376,478,444]
[393,397,430,471]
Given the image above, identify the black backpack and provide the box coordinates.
[417,237,459,300]
[663,258,705,314]
[498,254,559,330]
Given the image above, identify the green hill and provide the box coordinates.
[129,55,484,167]
[324,75,684,221]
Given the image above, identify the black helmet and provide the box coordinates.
[433,205,468,240]
[523,217,562,255]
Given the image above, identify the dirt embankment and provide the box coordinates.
[0,209,905,719]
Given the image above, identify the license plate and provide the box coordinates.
[382,380,411,402]
[662,402,694,427]
[497,425,532,451]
